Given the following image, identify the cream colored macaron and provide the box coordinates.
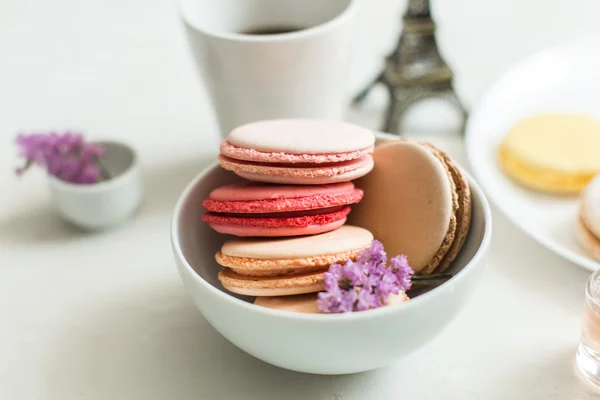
[498,113,600,194]
[254,293,409,314]
[216,226,374,296]
[348,139,471,274]
[577,174,600,261]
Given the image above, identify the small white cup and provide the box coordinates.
[48,141,143,230]
[180,0,358,136]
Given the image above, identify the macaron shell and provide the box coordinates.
[218,268,325,296]
[422,216,457,275]
[498,144,590,194]
[502,113,600,171]
[221,225,374,260]
[208,217,347,237]
[417,144,459,275]
[422,143,471,273]
[208,182,356,202]
[226,119,375,154]
[576,216,600,262]
[216,248,363,277]
[203,206,350,228]
[254,293,321,313]
[220,140,373,164]
[388,293,411,306]
[348,140,456,274]
[581,174,600,239]
[203,182,363,214]
[219,154,374,185]
[234,162,374,185]
[253,293,410,313]
[497,113,600,194]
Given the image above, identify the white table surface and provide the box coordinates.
[1,0,600,399]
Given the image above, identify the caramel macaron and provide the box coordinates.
[254,293,410,313]
[348,140,471,274]
[216,226,374,296]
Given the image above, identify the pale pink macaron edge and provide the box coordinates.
[208,218,347,237]
[219,154,374,185]
[220,140,374,164]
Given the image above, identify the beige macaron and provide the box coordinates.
[577,174,600,261]
[218,269,326,297]
[216,226,374,296]
[347,139,471,274]
[254,293,410,313]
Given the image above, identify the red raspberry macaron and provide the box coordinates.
[202,182,364,237]
[219,119,375,184]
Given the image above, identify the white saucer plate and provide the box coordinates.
[465,35,600,272]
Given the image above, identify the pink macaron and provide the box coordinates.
[202,182,364,237]
[219,119,375,184]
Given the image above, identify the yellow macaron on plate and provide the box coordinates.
[466,35,600,271]
[497,113,600,194]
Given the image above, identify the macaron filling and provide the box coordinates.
[208,182,356,201]
[218,268,326,296]
[216,248,365,277]
[219,154,374,178]
[210,206,343,219]
[202,206,351,227]
[499,144,594,193]
[203,183,363,214]
[221,140,374,164]
[209,219,347,237]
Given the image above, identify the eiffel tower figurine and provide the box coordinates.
[353,0,467,135]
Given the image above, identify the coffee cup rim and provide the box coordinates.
[180,0,358,42]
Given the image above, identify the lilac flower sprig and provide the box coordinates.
[15,132,107,184]
[317,240,414,313]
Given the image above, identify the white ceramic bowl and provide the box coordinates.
[48,141,143,230]
[170,135,492,375]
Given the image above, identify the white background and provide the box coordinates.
[1,0,600,398]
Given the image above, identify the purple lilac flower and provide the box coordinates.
[15,131,105,185]
[317,240,414,313]
[355,288,380,311]
[390,255,413,292]
[357,239,386,264]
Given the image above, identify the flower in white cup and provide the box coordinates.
[15,131,143,230]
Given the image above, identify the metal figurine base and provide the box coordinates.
[353,0,468,135]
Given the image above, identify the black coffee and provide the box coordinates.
[241,26,305,35]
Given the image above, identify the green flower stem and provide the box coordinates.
[21,159,33,172]
[97,159,111,181]
[411,273,454,286]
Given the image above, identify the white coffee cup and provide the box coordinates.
[180,0,358,136]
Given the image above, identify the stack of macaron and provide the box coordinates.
[202,182,363,237]
[202,119,378,306]
[202,119,473,313]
